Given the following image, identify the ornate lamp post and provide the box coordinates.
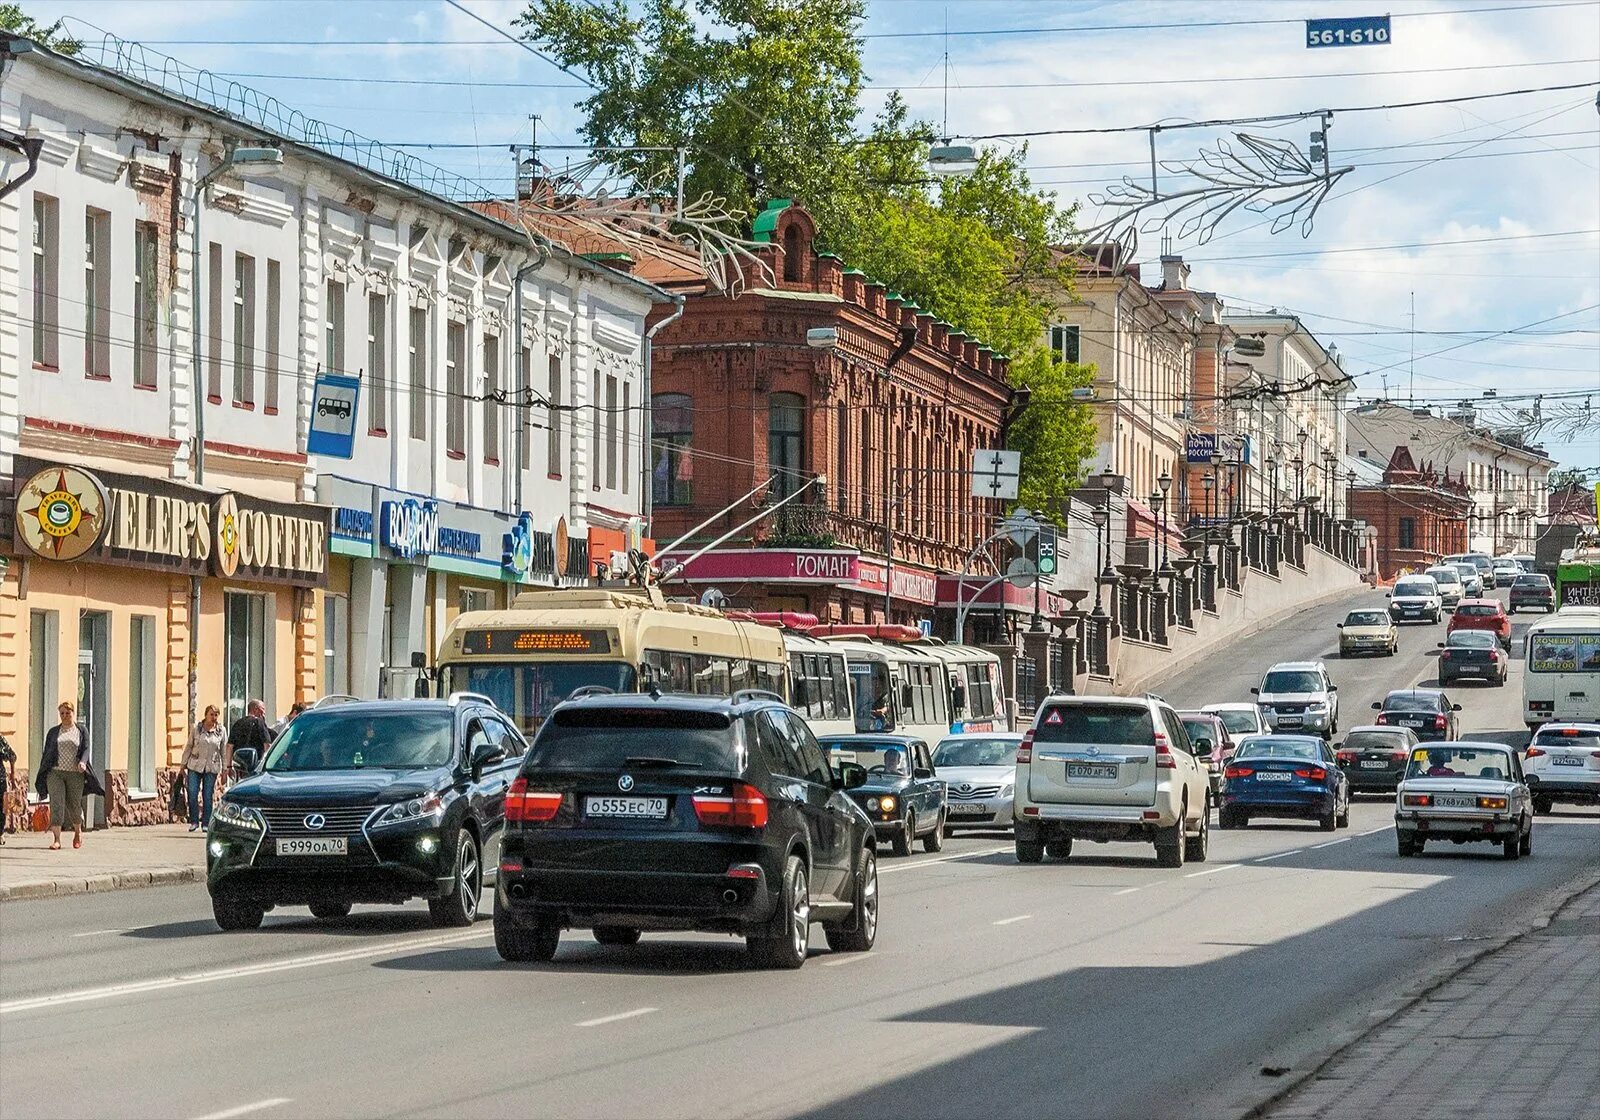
[1156,471,1173,575]
[1201,472,1216,524]
[1091,505,1110,617]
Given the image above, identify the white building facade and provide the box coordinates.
[0,35,665,822]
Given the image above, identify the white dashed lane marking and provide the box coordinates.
[577,1007,658,1028]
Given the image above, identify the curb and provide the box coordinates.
[0,865,205,903]
[1236,868,1600,1120]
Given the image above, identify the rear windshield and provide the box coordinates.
[1261,670,1323,693]
[1426,569,1460,583]
[1211,709,1260,735]
[933,737,1018,767]
[1405,747,1512,780]
[1513,574,1550,587]
[1035,704,1154,745]
[1384,692,1440,712]
[1345,611,1388,626]
[1455,604,1500,617]
[1448,631,1498,648]
[527,708,736,771]
[1394,580,1436,597]
[1236,737,1321,760]
[1531,728,1600,747]
[1342,730,1409,750]
[1454,565,1479,579]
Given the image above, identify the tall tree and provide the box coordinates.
[518,0,1095,513]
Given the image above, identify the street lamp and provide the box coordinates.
[1091,505,1110,617]
[1157,471,1173,575]
[1201,472,1216,524]
[191,143,283,486]
[1291,455,1306,503]
[1265,454,1279,517]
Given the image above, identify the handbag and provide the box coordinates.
[169,769,189,819]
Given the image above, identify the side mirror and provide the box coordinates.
[1335,623,1344,629]
[231,747,259,775]
[913,767,934,780]
[1328,684,1337,691]
[793,679,809,706]
[410,650,427,669]
[1436,642,1445,648]
[1452,704,1463,712]
[951,683,967,715]
[1371,701,1383,710]
[900,683,915,710]
[1249,687,1260,695]
[1194,738,1213,752]
[471,740,507,772]
[1385,592,1392,599]
[834,761,868,791]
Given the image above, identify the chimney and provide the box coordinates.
[1161,254,1191,291]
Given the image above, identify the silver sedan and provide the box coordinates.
[932,733,1021,834]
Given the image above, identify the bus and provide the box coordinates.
[1554,533,1600,608]
[810,625,1008,743]
[919,642,1009,733]
[781,631,856,738]
[435,587,788,735]
[1522,607,1600,729]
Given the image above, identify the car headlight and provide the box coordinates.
[880,795,897,813]
[372,793,445,828]
[1307,701,1329,712]
[1000,784,1014,800]
[866,797,880,811]
[214,800,263,831]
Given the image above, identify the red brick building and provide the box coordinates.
[1349,446,1472,581]
[640,201,1016,625]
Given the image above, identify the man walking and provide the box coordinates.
[225,699,273,775]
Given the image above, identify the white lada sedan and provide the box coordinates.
[1395,742,1533,860]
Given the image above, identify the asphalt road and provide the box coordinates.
[2,587,1595,1120]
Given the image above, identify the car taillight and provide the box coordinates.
[1017,729,1034,764]
[1155,732,1176,770]
[1525,747,1546,757]
[692,782,768,829]
[1440,650,1453,660]
[1375,713,1390,725]
[1390,751,1409,761]
[1403,793,1432,807]
[1294,767,1327,780]
[1477,796,1508,810]
[1434,715,1448,730]
[1487,650,1499,662]
[1336,750,1357,763]
[504,777,562,822]
[1224,765,1253,779]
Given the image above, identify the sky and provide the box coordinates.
[32,0,1600,472]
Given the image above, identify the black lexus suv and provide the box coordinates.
[493,690,880,969]
[206,695,526,931]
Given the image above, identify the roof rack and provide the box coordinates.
[732,689,786,705]
[311,694,361,709]
[447,691,498,707]
[567,685,617,700]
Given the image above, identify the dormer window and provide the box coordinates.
[783,224,802,282]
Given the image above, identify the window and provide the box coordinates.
[1051,324,1081,364]
[324,278,346,371]
[836,403,849,514]
[547,354,563,477]
[592,368,602,492]
[446,321,467,456]
[604,374,618,489]
[408,306,428,439]
[133,221,159,388]
[264,260,281,410]
[207,242,222,399]
[128,616,156,793]
[459,586,495,615]
[31,194,59,367]
[860,412,873,520]
[29,610,58,762]
[483,334,500,463]
[652,392,693,506]
[224,592,269,725]
[322,592,349,698]
[367,292,388,433]
[1398,517,1416,550]
[783,224,802,282]
[768,392,805,499]
[518,344,532,471]
[84,208,110,377]
[233,253,255,405]
[621,381,631,495]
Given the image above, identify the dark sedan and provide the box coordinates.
[1438,630,1508,686]
[1219,734,1350,831]
[1373,689,1461,742]
[208,696,526,930]
[1335,725,1421,795]
[819,735,947,856]
[1509,572,1556,613]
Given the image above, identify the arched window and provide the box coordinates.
[652,392,694,506]
[768,392,805,499]
[782,224,802,282]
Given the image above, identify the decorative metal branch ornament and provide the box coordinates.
[515,154,774,297]
[1074,115,1354,260]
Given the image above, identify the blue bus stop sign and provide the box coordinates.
[306,373,362,458]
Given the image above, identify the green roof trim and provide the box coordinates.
[751,198,794,243]
[581,251,634,263]
[817,252,843,260]
[916,310,936,319]
[842,267,865,276]
[885,290,903,302]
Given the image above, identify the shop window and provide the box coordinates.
[84,208,111,378]
[408,306,428,439]
[128,616,156,794]
[133,221,159,388]
[224,592,269,725]
[78,611,109,825]
[652,392,693,506]
[32,193,59,367]
[446,321,467,456]
[368,292,388,434]
[768,392,805,499]
[264,259,281,409]
[322,593,350,698]
[233,253,256,406]
[1398,517,1416,550]
[30,610,58,762]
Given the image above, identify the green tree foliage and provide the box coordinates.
[518,0,1095,514]
[0,4,83,54]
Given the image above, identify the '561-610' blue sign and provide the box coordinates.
[1306,15,1391,48]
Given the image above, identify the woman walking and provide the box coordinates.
[34,701,104,850]
[181,705,227,831]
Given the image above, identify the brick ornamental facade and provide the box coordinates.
[1349,446,1472,581]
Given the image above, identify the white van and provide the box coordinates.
[1523,609,1600,729]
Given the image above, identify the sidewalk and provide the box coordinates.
[0,824,206,901]
[1263,877,1600,1120]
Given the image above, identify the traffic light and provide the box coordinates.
[1034,525,1058,577]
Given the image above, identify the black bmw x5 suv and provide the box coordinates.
[494,691,880,969]
[207,695,525,931]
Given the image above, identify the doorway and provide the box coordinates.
[77,611,110,828]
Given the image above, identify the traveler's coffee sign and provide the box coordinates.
[12,458,330,587]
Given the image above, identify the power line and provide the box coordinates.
[1187,227,1600,263]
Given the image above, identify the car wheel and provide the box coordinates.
[1501,832,1520,860]
[1397,834,1417,857]
[891,812,915,857]
[922,811,945,852]
[825,846,878,953]
[1155,810,1186,868]
[1519,822,1533,857]
[494,900,558,963]
[1015,828,1045,864]
[748,854,809,970]
[1218,806,1239,830]
[308,901,352,921]
[1533,795,1553,815]
[1046,838,1073,859]
[212,893,266,931]
[428,829,481,928]
[1319,807,1337,832]
[593,925,642,946]
[1336,799,1350,829]
[1185,804,1209,863]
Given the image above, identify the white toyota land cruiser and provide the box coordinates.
[1013,694,1212,868]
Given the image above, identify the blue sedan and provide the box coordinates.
[1218,734,1350,832]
